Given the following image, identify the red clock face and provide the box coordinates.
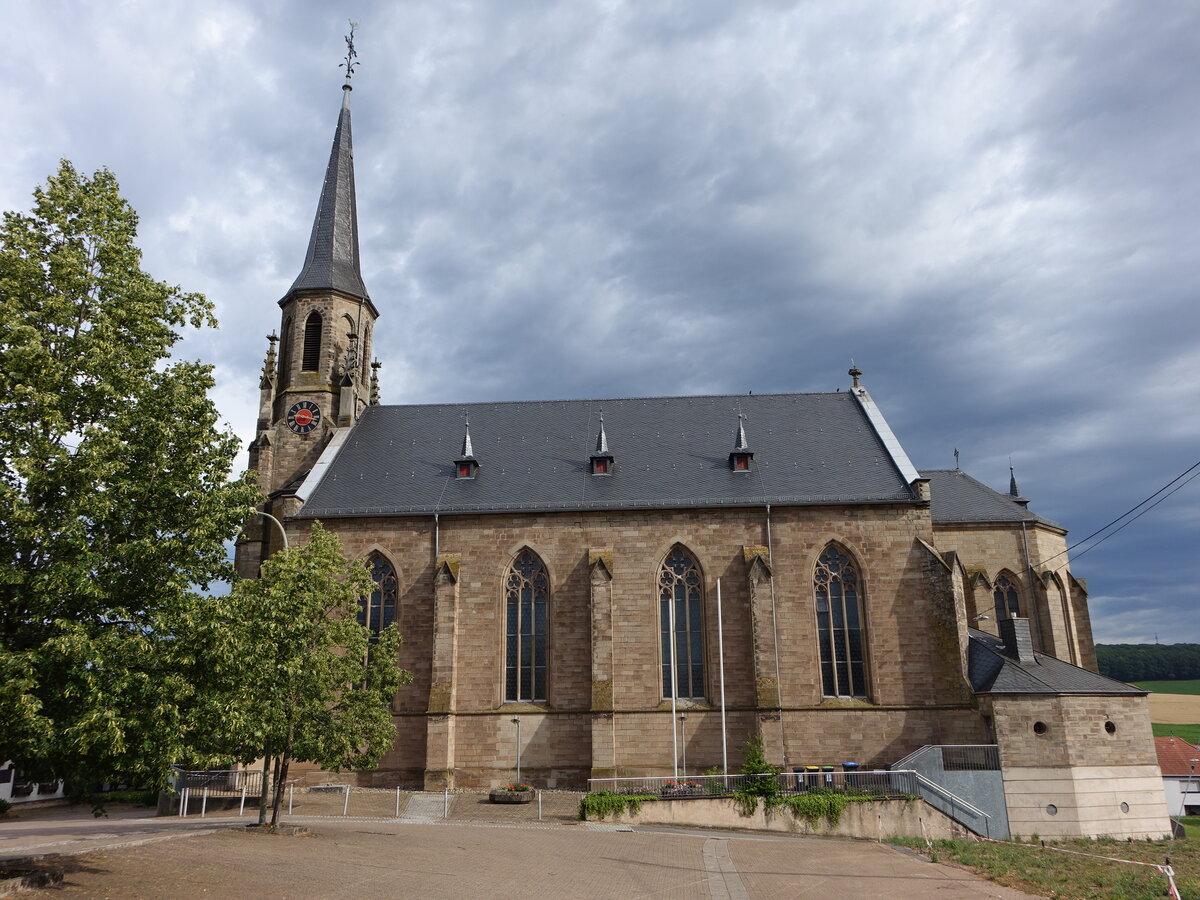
[286,401,321,435]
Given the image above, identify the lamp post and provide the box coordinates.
[512,717,522,786]
[1187,759,1200,819]
[255,510,288,551]
[248,509,286,826]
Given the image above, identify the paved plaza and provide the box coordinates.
[0,798,1042,898]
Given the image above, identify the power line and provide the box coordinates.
[1036,457,1200,568]
[1071,466,1200,561]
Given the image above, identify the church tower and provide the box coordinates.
[237,38,378,577]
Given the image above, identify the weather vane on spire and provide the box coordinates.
[340,21,360,85]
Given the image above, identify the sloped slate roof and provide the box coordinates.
[968,629,1142,695]
[922,469,1059,528]
[298,392,918,517]
[286,89,370,302]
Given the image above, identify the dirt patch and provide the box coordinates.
[1147,692,1200,724]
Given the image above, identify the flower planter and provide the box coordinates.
[489,789,533,804]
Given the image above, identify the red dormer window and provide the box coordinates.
[732,454,750,471]
[457,462,473,479]
[594,459,608,474]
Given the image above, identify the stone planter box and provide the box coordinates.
[489,789,534,804]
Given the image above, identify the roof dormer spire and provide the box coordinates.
[729,412,754,472]
[455,415,479,479]
[590,411,614,475]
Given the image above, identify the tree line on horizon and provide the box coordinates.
[1095,643,1200,683]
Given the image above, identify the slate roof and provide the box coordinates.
[922,469,1059,528]
[967,628,1142,695]
[1154,736,1200,775]
[286,88,370,302]
[298,391,919,517]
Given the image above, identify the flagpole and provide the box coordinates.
[717,578,728,776]
[668,588,679,780]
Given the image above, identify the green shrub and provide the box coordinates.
[91,789,157,807]
[579,791,657,820]
[731,733,780,814]
[0,798,11,817]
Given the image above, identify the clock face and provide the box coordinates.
[286,400,322,435]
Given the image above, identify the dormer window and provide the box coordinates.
[729,412,753,472]
[455,418,479,479]
[590,412,614,476]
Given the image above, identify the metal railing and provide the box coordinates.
[891,744,1000,772]
[911,772,992,837]
[586,770,919,799]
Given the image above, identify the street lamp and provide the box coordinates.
[512,717,522,786]
[255,510,288,551]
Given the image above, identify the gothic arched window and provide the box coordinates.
[359,553,397,640]
[659,547,705,699]
[994,574,1020,619]
[301,312,322,371]
[814,544,868,698]
[505,549,549,702]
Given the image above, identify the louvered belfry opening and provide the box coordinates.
[301,312,322,371]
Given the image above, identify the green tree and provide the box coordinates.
[204,522,410,825]
[0,161,261,792]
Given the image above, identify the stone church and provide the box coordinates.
[235,82,1170,839]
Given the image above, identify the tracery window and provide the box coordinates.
[301,311,322,371]
[505,550,548,702]
[359,553,397,640]
[814,544,867,698]
[659,547,705,699]
[994,574,1020,619]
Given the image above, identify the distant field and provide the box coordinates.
[1146,692,1200,725]
[1135,679,1200,694]
[1153,723,1200,744]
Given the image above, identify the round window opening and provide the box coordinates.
[1105,720,1117,735]
[1033,721,1048,735]
[1046,804,1058,816]
[1120,802,1130,814]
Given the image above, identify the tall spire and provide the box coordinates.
[286,28,369,301]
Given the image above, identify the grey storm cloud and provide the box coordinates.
[2,0,1197,643]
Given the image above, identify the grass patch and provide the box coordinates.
[578,792,657,821]
[892,835,1199,900]
[1153,722,1200,744]
[1136,679,1200,695]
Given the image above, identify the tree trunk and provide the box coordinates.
[256,752,271,826]
[270,751,293,826]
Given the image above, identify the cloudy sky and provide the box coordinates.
[3,1,1197,644]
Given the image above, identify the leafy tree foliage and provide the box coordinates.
[1095,643,1200,683]
[0,161,261,791]
[202,523,410,825]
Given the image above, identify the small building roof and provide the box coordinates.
[922,469,1059,528]
[967,628,1142,695]
[1155,736,1200,776]
[298,391,919,518]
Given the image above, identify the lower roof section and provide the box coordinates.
[297,391,919,518]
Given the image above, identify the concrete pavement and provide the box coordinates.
[0,807,1045,898]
